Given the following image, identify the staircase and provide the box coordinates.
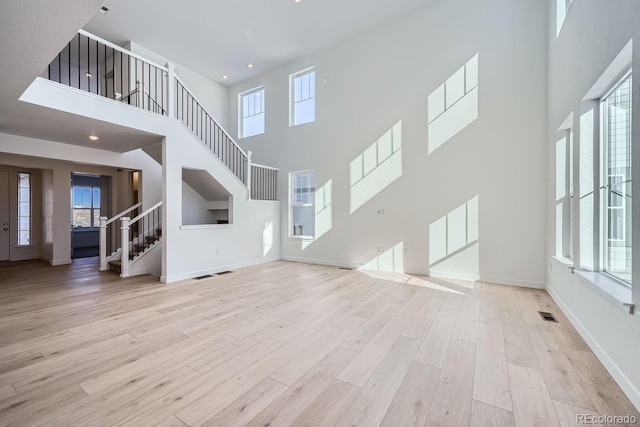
[100,202,162,277]
[40,30,281,280]
[108,227,161,274]
[42,30,278,198]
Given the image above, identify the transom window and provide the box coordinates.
[239,87,265,138]
[290,68,316,126]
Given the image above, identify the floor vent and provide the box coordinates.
[194,275,213,280]
[538,311,558,322]
[338,267,352,270]
[216,271,232,275]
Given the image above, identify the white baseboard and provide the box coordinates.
[162,256,281,283]
[479,275,546,289]
[50,258,72,266]
[547,286,640,411]
[281,256,545,289]
[281,256,358,270]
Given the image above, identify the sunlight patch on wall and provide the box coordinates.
[302,179,332,250]
[263,221,274,257]
[428,54,479,155]
[350,121,403,214]
[362,242,405,273]
[428,196,480,280]
[579,108,595,270]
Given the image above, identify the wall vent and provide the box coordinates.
[538,311,558,322]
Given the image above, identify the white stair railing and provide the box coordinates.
[99,202,142,271]
[120,202,162,278]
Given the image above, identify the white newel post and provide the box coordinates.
[247,150,253,200]
[99,216,108,271]
[120,217,130,278]
[166,62,176,118]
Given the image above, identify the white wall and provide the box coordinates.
[182,182,218,225]
[546,0,640,410]
[229,0,548,287]
[163,130,281,283]
[126,42,230,128]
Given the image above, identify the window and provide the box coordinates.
[555,126,573,259]
[601,72,632,284]
[290,68,315,126]
[17,172,31,246]
[72,185,101,228]
[239,87,265,138]
[290,170,316,238]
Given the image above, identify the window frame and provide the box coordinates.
[599,69,632,286]
[238,86,265,139]
[289,169,316,239]
[289,67,316,127]
[17,172,31,247]
[72,184,101,229]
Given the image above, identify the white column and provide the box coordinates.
[247,150,253,200]
[99,216,108,271]
[166,62,176,118]
[120,217,130,278]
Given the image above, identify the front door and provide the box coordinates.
[0,170,10,261]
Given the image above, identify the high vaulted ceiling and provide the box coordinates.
[83,0,436,86]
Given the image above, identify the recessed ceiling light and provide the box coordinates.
[294,0,301,3]
[247,64,254,69]
[222,75,228,79]
[89,135,99,141]
[99,6,109,14]
[85,71,93,78]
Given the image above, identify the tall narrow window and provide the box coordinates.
[239,87,265,138]
[555,124,574,259]
[72,185,101,228]
[602,72,632,284]
[17,172,31,246]
[290,170,316,238]
[290,68,316,126]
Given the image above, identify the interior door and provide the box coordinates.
[0,170,10,261]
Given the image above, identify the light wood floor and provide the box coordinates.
[0,258,638,426]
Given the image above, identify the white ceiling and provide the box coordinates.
[83,0,436,86]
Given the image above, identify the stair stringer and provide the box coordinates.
[128,239,162,277]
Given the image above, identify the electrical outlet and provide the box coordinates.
[377,247,385,253]
[217,248,222,255]
[377,209,385,215]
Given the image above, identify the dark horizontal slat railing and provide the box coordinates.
[43,31,168,116]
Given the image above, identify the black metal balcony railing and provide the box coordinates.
[43,31,168,115]
[175,78,248,185]
[43,31,279,200]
